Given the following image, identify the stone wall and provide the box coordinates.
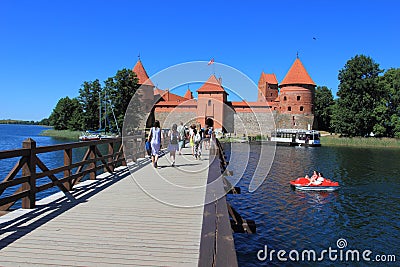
[232,111,275,137]
[273,113,315,130]
[155,111,197,129]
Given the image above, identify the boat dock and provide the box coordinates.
[0,138,238,266]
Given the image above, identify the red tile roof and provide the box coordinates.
[132,59,154,86]
[184,88,193,99]
[155,99,197,107]
[231,100,273,107]
[259,72,278,84]
[280,58,315,86]
[197,75,227,93]
[154,88,188,102]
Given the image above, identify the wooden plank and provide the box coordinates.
[0,148,30,159]
[35,138,123,154]
[1,156,27,185]
[198,146,238,267]
[0,189,29,207]
[0,175,29,191]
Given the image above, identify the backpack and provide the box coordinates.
[170,131,178,144]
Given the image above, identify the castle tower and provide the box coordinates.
[184,88,193,99]
[278,58,316,115]
[258,72,279,102]
[196,75,228,130]
[132,58,155,127]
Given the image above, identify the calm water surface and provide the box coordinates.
[225,143,400,266]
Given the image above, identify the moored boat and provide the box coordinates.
[79,131,101,141]
[79,130,118,141]
[271,129,321,146]
[290,177,340,191]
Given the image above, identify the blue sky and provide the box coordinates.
[1,0,399,121]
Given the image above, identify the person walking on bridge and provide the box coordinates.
[177,122,186,155]
[148,120,162,168]
[168,124,179,166]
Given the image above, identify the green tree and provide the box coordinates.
[104,69,140,131]
[331,55,383,136]
[314,86,334,131]
[38,118,50,126]
[78,80,102,131]
[49,97,83,130]
[376,68,400,137]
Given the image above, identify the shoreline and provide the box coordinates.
[219,135,400,149]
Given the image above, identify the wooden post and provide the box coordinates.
[108,141,114,172]
[22,138,37,209]
[90,145,96,180]
[63,148,72,190]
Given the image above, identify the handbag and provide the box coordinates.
[145,141,151,156]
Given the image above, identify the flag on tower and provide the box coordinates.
[208,58,214,65]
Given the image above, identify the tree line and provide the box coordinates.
[46,69,140,132]
[314,54,400,138]
[0,119,39,125]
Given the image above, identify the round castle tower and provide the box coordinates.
[278,58,316,115]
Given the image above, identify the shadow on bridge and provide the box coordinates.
[0,157,152,250]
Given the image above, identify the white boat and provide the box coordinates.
[271,129,321,146]
[79,130,118,141]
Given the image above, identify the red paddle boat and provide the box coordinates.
[290,177,340,191]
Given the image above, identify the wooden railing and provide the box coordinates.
[198,139,238,267]
[0,136,148,211]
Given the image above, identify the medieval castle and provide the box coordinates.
[132,57,316,136]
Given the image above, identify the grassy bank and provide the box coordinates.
[320,135,400,148]
[40,129,81,140]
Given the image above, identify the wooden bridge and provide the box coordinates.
[0,137,251,266]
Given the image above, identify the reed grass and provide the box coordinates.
[40,129,81,140]
[320,135,400,148]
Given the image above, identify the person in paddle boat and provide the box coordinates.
[306,170,322,185]
[304,170,318,183]
[310,172,325,185]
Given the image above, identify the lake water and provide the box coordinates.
[224,143,400,266]
[0,125,399,265]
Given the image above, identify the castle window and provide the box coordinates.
[283,96,287,101]
[297,96,301,101]
[288,106,291,111]
[270,93,273,96]
[300,106,304,111]
[208,100,211,106]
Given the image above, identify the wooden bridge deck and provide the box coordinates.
[0,147,223,266]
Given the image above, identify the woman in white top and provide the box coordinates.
[148,120,162,168]
[168,124,179,166]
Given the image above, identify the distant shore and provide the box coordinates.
[40,129,81,140]
[0,119,41,125]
